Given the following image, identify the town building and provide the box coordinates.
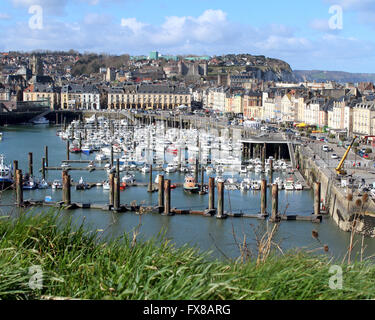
[107,84,191,110]
[23,84,61,110]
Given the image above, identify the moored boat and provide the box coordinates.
[0,155,13,190]
[183,175,199,193]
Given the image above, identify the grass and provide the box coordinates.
[1,210,375,300]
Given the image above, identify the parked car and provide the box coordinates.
[322,145,329,152]
[310,136,317,140]
[331,153,339,159]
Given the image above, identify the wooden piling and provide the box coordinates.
[148,165,153,192]
[158,175,164,210]
[42,157,46,180]
[208,177,215,211]
[109,172,114,207]
[66,140,70,161]
[200,166,205,192]
[15,169,23,207]
[314,182,321,216]
[114,163,120,211]
[44,146,49,167]
[195,158,199,183]
[269,158,273,182]
[217,181,224,219]
[110,145,114,167]
[28,152,33,177]
[164,179,171,215]
[62,170,71,205]
[13,160,18,179]
[271,184,279,221]
[260,179,267,217]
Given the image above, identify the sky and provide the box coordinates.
[0,0,375,73]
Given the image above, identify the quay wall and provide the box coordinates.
[297,145,375,237]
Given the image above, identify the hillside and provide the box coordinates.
[208,54,297,82]
[294,70,375,83]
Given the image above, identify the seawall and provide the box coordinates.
[297,144,375,237]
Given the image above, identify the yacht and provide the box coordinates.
[0,133,3,141]
[0,155,13,190]
[141,165,151,174]
[294,181,303,190]
[103,181,110,190]
[38,179,49,189]
[240,165,247,174]
[95,153,108,161]
[61,162,71,169]
[274,177,284,189]
[122,173,135,184]
[81,143,92,154]
[165,163,177,173]
[251,180,261,190]
[23,177,37,190]
[76,177,89,190]
[52,180,63,189]
[284,178,294,191]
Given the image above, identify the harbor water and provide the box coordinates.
[1,124,374,261]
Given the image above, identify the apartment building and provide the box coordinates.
[352,102,375,136]
[107,84,191,110]
[61,84,100,110]
[23,84,60,110]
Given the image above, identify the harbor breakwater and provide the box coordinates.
[296,145,375,237]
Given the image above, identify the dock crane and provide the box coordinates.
[335,136,358,176]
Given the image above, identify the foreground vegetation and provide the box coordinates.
[0,211,374,300]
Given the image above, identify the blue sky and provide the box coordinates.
[0,0,375,73]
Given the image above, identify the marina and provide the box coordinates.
[1,118,374,260]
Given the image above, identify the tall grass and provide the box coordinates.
[1,210,375,300]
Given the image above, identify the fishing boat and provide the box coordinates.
[183,175,199,193]
[0,155,13,190]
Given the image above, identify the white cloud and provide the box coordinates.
[1,7,375,72]
[120,17,148,34]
